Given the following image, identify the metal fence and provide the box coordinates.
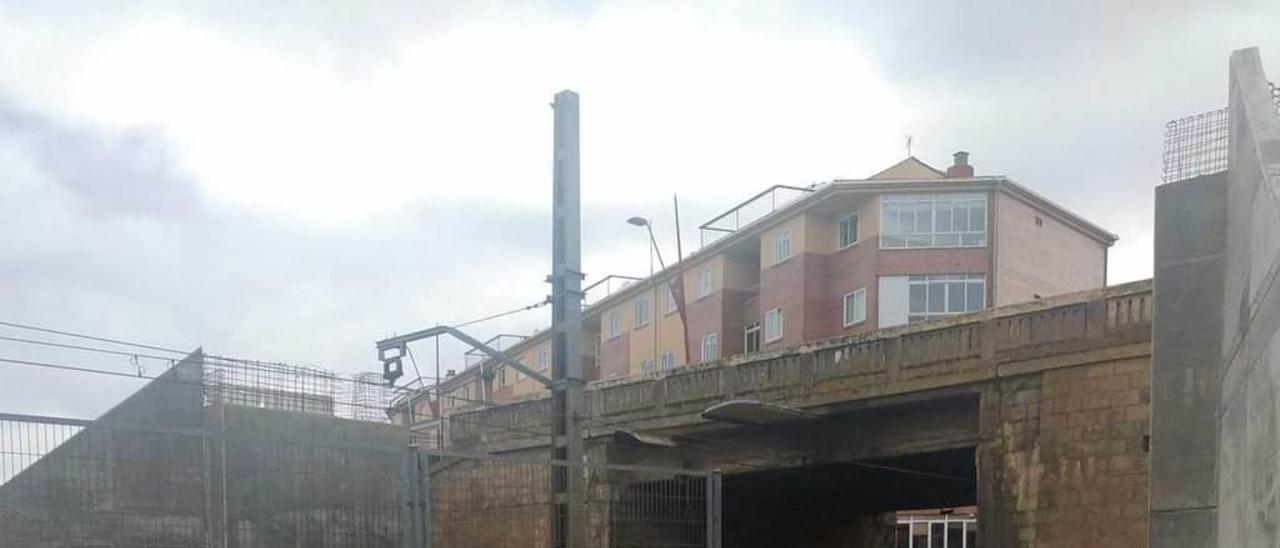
[698,184,815,247]
[406,448,722,548]
[0,410,404,548]
[1,411,722,548]
[0,413,207,548]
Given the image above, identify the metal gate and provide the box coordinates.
[403,447,723,548]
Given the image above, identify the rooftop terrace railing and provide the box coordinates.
[698,184,816,248]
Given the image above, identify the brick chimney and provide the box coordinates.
[945,151,974,178]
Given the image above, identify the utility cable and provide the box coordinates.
[452,297,550,329]
[0,320,187,355]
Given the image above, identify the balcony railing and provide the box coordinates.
[698,184,816,247]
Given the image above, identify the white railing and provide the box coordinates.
[896,514,976,548]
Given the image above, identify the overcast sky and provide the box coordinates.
[2,1,1278,419]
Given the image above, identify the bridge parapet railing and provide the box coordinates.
[663,368,724,405]
[993,303,1089,352]
[899,322,983,368]
[814,338,889,381]
[448,282,1153,447]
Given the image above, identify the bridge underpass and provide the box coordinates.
[453,281,1154,546]
[721,447,976,548]
[602,393,982,547]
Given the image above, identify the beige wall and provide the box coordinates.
[760,215,808,267]
[683,254,725,297]
[626,283,688,376]
[507,341,551,398]
[993,192,1107,305]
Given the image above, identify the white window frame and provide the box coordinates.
[634,297,651,328]
[660,351,675,370]
[744,322,761,354]
[907,273,987,323]
[537,346,549,372]
[664,286,678,314]
[843,288,867,327]
[838,212,859,249]
[640,359,655,375]
[764,308,784,343]
[879,193,988,249]
[701,332,719,362]
[773,228,793,265]
[697,269,713,299]
[608,311,621,339]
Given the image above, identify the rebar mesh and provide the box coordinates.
[1162,107,1229,184]
[201,355,394,422]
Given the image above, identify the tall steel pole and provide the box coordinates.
[550,89,585,548]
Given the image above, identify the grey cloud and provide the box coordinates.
[0,99,203,219]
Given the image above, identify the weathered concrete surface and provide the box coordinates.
[1216,47,1280,548]
[1150,172,1227,546]
[979,357,1150,548]
[1151,47,1280,548]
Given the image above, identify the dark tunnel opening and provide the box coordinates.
[720,447,976,548]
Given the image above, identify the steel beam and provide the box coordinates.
[377,325,552,387]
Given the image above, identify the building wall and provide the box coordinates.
[447,181,1108,405]
[626,282,689,375]
[684,255,728,364]
[994,192,1107,306]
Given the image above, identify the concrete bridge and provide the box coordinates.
[448,280,1154,547]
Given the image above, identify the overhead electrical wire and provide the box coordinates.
[451,297,550,329]
[0,320,188,355]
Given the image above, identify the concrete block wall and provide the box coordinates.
[980,357,1150,548]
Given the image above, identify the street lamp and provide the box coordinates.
[627,217,667,272]
[628,216,669,374]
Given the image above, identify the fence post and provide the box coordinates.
[401,445,427,548]
[422,453,433,547]
[706,471,722,548]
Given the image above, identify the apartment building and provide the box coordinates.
[401,151,1116,420]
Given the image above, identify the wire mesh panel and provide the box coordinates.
[207,405,405,548]
[606,471,710,547]
[202,354,396,423]
[423,449,720,548]
[0,413,209,548]
[1162,107,1229,184]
